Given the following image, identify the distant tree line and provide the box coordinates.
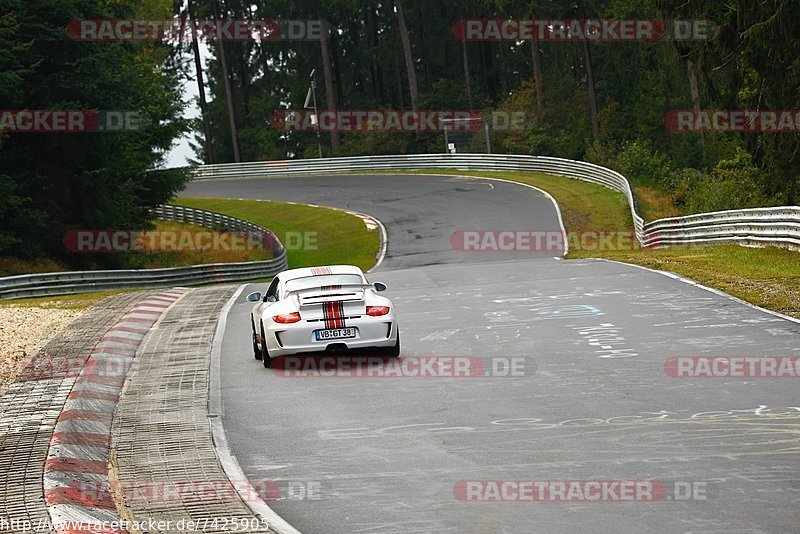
[0,0,797,267]
[186,0,798,210]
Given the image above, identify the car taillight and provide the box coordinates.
[273,312,301,324]
[366,306,390,317]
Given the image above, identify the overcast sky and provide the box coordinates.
[164,45,206,169]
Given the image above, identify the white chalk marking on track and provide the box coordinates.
[596,258,800,326]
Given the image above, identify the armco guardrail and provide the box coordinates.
[0,205,288,300]
[643,207,800,249]
[152,204,284,250]
[192,154,800,251]
[192,154,646,243]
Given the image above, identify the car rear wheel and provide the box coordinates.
[260,322,272,368]
[382,333,400,358]
[252,317,262,360]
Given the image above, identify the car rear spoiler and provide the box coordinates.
[288,284,373,305]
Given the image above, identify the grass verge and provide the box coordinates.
[132,221,274,268]
[632,184,683,221]
[173,197,380,272]
[592,245,800,319]
[2,199,379,307]
[0,221,274,278]
[367,169,800,320]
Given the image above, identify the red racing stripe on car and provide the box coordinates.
[321,285,341,291]
[322,301,333,329]
[323,301,346,329]
[333,301,346,328]
[311,267,332,275]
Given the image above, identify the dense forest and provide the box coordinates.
[0,0,797,265]
[186,0,799,216]
[0,0,188,264]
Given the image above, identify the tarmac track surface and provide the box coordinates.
[183,175,800,534]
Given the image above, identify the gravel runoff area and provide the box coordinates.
[0,292,147,531]
[0,287,283,533]
[0,305,84,397]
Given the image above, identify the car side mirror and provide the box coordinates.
[373,282,387,292]
[265,296,277,303]
[246,292,263,303]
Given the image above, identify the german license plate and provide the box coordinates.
[315,328,357,341]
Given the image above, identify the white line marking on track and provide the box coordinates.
[210,285,303,534]
[597,258,800,326]
[419,329,460,342]
[223,197,388,273]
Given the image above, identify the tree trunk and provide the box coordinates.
[240,47,250,118]
[261,47,271,95]
[188,0,213,163]
[482,43,496,101]
[687,58,702,111]
[394,0,418,110]
[582,40,600,140]
[253,1,271,96]
[212,0,241,162]
[330,30,345,111]
[393,45,405,109]
[366,5,385,104]
[686,58,705,152]
[530,42,544,114]
[529,7,544,114]
[369,63,380,103]
[498,44,508,97]
[319,22,340,150]
[417,7,431,93]
[460,9,473,108]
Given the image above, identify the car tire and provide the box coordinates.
[260,322,272,368]
[252,317,262,360]
[383,333,400,358]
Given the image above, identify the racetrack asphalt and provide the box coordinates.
[184,174,566,268]
[183,175,800,534]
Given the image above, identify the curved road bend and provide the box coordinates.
[185,174,565,269]
[183,175,800,534]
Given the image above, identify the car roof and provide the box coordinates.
[279,265,365,283]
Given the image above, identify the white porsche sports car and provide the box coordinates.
[246,265,400,367]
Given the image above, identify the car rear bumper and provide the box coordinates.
[265,315,398,358]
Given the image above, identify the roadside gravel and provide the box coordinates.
[0,305,83,396]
